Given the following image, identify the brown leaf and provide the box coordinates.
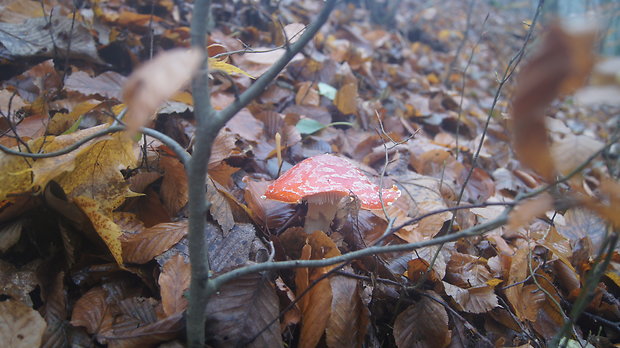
[243,178,296,230]
[121,220,188,264]
[296,81,320,107]
[334,82,358,115]
[505,248,544,322]
[41,272,68,348]
[295,231,342,348]
[159,155,188,216]
[445,252,495,288]
[551,133,604,177]
[393,291,450,348]
[0,299,47,348]
[205,273,283,348]
[443,282,499,314]
[507,193,553,231]
[159,254,190,316]
[65,71,126,100]
[70,287,112,336]
[326,274,368,348]
[123,48,202,133]
[206,178,235,235]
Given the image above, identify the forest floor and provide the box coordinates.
[0,0,619,347]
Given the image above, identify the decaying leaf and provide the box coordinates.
[0,299,47,348]
[159,155,188,216]
[65,71,127,101]
[74,196,124,264]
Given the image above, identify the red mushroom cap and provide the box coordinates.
[264,154,401,209]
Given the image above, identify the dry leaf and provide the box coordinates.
[0,300,47,348]
[159,254,190,316]
[74,196,124,264]
[121,220,188,264]
[205,273,283,348]
[296,231,342,348]
[443,282,499,314]
[123,48,202,133]
[326,274,368,348]
[393,291,450,348]
[65,71,127,101]
[551,133,603,176]
[159,155,188,216]
[334,82,358,115]
[507,193,553,231]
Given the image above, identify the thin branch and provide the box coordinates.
[186,0,214,346]
[210,209,509,291]
[185,1,338,346]
[214,0,338,129]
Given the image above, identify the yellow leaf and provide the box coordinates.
[486,278,503,287]
[48,101,100,135]
[57,132,138,213]
[208,58,254,79]
[0,125,113,202]
[334,82,358,115]
[73,196,123,265]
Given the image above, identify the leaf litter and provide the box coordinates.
[0,0,619,347]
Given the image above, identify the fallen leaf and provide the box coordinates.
[74,196,124,264]
[325,274,368,348]
[206,273,283,348]
[393,291,450,348]
[0,299,47,348]
[159,254,190,316]
[65,71,126,101]
[121,220,188,264]
[334,82,358,115]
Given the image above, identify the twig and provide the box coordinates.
[443,0,476,88]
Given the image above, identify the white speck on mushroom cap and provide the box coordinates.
[264,154,400,209]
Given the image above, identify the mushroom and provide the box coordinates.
[263,154,401,233]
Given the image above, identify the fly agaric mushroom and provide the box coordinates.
[263,154,401,233]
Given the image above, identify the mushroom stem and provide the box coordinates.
[304,200,340,234]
